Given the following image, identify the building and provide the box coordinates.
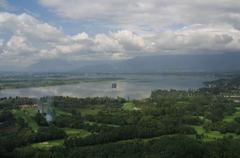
[112,83,117,89]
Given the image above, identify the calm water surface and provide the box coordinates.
[0,74,216,99]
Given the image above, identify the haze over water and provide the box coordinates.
[0,74,216,99]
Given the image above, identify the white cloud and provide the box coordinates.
[38,0,240,31]
[0,12,65,66]
[154,24,240,53]
[94,34,122,53]
[111,30,146,51]
[6,35,34,52]
[72,33,89,41]
[1,11,240,69]
[36,0,240,59]
[0,12,150,67]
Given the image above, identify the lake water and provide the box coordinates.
[0,74,216,99]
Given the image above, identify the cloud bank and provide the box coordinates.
[39,0,240,30]
[0,0,240,69]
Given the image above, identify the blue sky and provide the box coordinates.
[6,0,110,35]
[5,0,187,35]
[7,0,54,21]
[0,0,240,69]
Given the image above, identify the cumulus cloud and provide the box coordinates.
[154,24,240,53]
[0,12,149,67]
[38,0,240,31]
[111,30,146,51]
[1,10,240,68]
[0,12,66,66]
[36,0,240,54]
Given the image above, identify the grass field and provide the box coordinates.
[77,105,103,116]
[63,128,91,137]
[190,125,240,141]
[23,108,38,117]
[28,106,240,149]
[191,125,223,141]
[31,128,91,149]
[55,108,72,116]
[55,106,102,117]
[122,102,137,111]
[185,106,240,141]
[31,139,64,148]
[12,109,39,131]
[223,107,240,123]
[85,121,120,127]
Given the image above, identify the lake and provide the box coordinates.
[0,74,216,99]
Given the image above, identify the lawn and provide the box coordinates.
[190,125,240,141]
[12,109,39,132]
[31,139,64,149]
[223,107,240,123]
[63,128,91,137]
[122,102,137,111]
[54,106,102,117]
[24,107,38,117]
[85,121,120,127]
[77,106,102,116]
[189,107,240,140]
[55,108,72,116]
[191,125,205,134]
[31,128,91,149]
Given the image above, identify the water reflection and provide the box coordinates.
[0,74,216,99]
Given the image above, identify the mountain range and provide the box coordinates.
[27,53,240,73]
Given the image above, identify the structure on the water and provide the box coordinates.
[112,83,117,89]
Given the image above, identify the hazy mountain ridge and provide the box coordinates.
[75,54,240,73]
[28,59,116,72]
[27,54,240,73]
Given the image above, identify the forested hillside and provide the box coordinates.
[1,77,240,158]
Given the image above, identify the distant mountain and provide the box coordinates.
[28,59,114,72]
[27,54,240,73]
[28,59,77,72]
[74,54,240,73]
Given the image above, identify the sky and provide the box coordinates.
[0,0,240,69]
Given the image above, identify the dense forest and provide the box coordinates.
[1,77,240,158]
